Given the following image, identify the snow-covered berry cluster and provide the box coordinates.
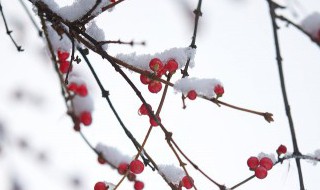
[247,156,274,179]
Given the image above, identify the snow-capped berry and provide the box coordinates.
[59,60,71,73]
[181,176,194,189]
[214,84,224,97]
[255,166,268,179]
[165,59,179,73]
[247,156,259,170]
[76,84,88,97]
[118,162,129,175]
[276,144,287,155]
[149,58,164,72]
[148,80,162,93]
[134,181,144,190]
[94,182,107,190]
[138,103,152,115]
[149,115,161,127]
[140,74,151,85]
[57,50,69,61]
[259,157,273,170]
[127,172,136,181]
[187,90,197,100]
[129,160,144,174]
[80,111,92,126]
[68,82,78,92]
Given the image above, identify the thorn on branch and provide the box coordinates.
[102,90,110,97]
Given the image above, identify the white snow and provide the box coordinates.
[72,94,94,116]
[95,143,132,167]
[46,23,72,52]
[158,164,185,185]
[86,21,108,50]
[257,152,277,164]
[174,77,223,98]
[116,47,196,72]
[300,12,320,39]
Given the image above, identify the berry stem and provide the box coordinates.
[230,175,255,190]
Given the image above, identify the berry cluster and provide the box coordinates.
[138,103,161,127]
[247,156,273,179]
[57,50,71,74]
[117,160,145,190]
[186,84,225,101]
[140,58,178,94]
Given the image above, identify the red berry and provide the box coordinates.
[156,67,167,77]
[127,172,136,181]
[140,74,151,85]
[57,50,69,61]
[97,156,106,164]
[59,60,70,74]
[94,182,107,190]
[76,84,88,97]
[149,115,161,127]
[138,103,152,115]
[214,84,224,97]
[110,0,116,3]
[187,90,197,100]
[259,157,273,170]
[149,58,164,72]
[247,156,259,170]
[255,166,268,179]
[80,111,92,126]
[148,81,162,93]
[276,144,287,155]
[181,176,194,189]
[165,59,179,73]
[118,162,129,175]
[134,181,144,190]
[129,160,144,174]
[68,82,78,92]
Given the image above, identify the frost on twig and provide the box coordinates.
[158,164,185,185]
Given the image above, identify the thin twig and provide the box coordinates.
[18,0,42,37]
[0,2,23,51]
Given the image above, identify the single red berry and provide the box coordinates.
[214,84,224,97]
[129,160,144,174]
[59,60,70,74]
[57,50,69,61]
[181,176,194,189]
[165,59,179,73]
[97,155,106,164]
[110,0,116,3]
[68,82,78,92]
[140,74,151,85]
[134,180,144,190]
[76,84,88,97]
[118,162,129,175]
[149,115,161,127]
[259,157,273,170]
[80,111,92,126]
[255,166,268,179]
[148,80,162,93]
[149,58,164,72]
[247,156,259,170]
[94,182,107,190]
[276,144,287,155]
[156,67,167,77]
[127,172,136,181]
[187,90,197,100]
[138,103,152,115]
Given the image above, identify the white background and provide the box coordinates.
[0,0,320,189]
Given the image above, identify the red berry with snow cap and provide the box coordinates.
[277,144,287,156]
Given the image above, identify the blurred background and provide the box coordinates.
[0,0,320,189]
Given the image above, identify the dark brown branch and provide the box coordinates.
[18,0,42,37]
[99,39,146,46]
[266,1,304,189]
